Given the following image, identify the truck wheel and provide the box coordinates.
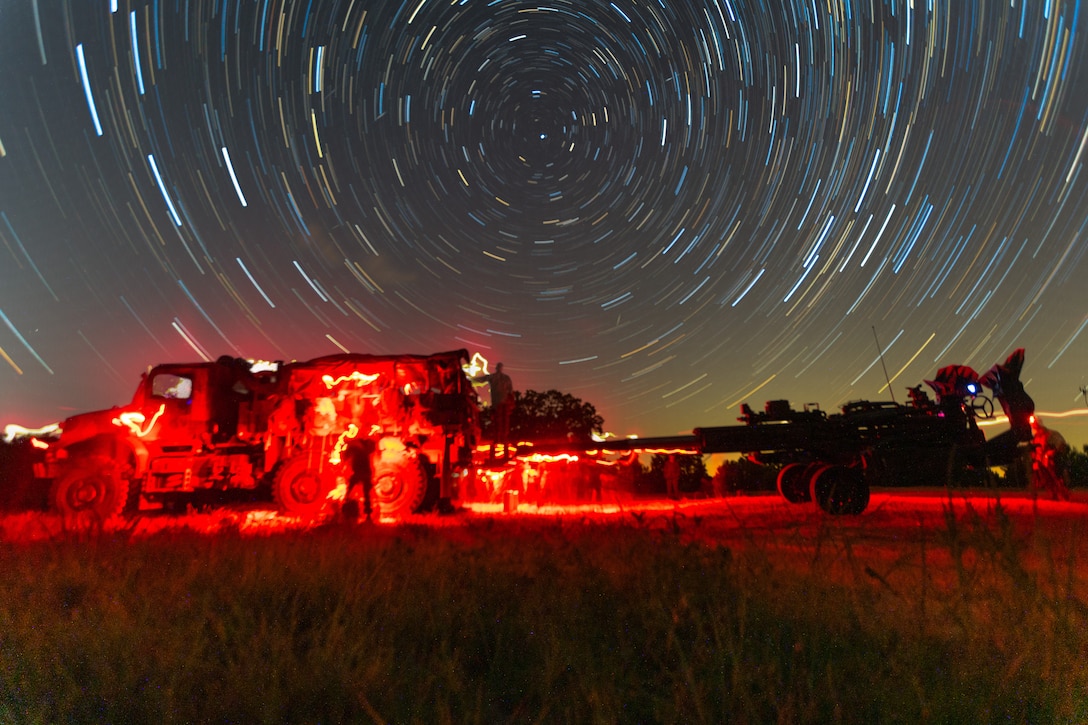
[810,465,869,515]
[776,463,812,503]
[51,458,133,521]
[273,457,333,517]
[371,454,426,519]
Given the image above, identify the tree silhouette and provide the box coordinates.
[507,389,604,444]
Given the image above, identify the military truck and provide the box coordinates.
[35,350,479,520]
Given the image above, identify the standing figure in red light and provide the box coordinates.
[1031,419,1071,501]
[475,362,515,460]
[664,454,681,501]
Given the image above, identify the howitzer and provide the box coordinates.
[517,350,1041,515]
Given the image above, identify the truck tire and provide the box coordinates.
[371,454,427,519]
[51,457,135,522]
[809,465,869,515]
[273,456,334,517]
[776,463,813,503]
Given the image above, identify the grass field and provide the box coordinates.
[0,493,1086,723]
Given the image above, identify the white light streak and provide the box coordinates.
[293,260,329,301]
[406,0,427,24]
[130,11,145,94]
[221,147,248,207]
[732,268,765,306]
[75,44,103,136]
[236,257,275,307]
[860,204,895,267]
[0,307,53,374]
[171,319,211,361]
[314,45,324,93]
[854,148,881,213]
[147,154,183,226]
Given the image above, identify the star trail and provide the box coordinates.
[1,0,1086,443]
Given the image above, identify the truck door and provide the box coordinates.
[141,366,214,444]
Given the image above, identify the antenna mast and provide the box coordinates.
[872,327,897,404]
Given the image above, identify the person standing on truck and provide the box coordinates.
[476,362,515,459]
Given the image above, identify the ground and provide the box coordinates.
[2,488,1086,721]
[3,487,1084,550]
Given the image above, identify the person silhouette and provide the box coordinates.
[476,362,514,459]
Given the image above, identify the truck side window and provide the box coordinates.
[152,374,193,400]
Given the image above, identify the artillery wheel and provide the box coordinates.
[970,396,995,420]
[273,456,334,517]
[371,451,427,519]
[51,457,136,522]
[776,463,813,504]
[810,465,869,515]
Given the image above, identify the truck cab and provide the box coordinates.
[42,358,283,520]
[133,359,280,446]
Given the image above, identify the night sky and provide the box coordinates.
[1,0,1087,444]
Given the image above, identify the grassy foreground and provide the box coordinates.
[0,507,1086,723]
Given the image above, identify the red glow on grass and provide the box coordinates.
[0,488,1083,545]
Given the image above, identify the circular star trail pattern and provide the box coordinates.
[0,0,1086,440]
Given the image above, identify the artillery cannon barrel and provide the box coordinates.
[695,420,861,460]
[515,434,700,456]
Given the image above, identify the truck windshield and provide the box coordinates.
[152,373,193,400]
